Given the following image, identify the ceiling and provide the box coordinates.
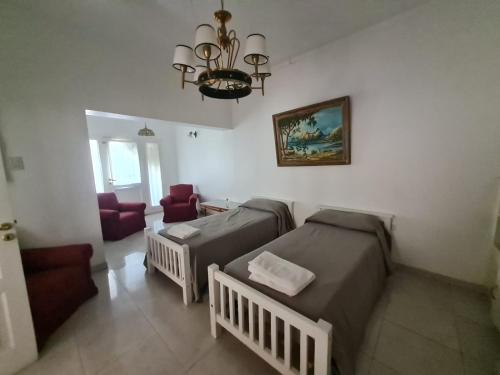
[8,0,430,65]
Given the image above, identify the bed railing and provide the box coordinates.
[208,264,332,375]
[145,227,192,305]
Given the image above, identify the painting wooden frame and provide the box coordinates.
[272,96,351,166]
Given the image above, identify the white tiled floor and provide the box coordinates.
[18,213,500,375]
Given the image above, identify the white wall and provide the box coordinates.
[0,2,231,266]
[226,0,500,285]
[175,125,234,202]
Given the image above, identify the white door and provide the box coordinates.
[0,152,37,374]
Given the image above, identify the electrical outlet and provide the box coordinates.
[7,156,24,171]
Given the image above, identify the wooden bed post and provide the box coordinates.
[181,245,193,305]
[207,264,221,338]
[144,227,155,274]
[315,319,333,375]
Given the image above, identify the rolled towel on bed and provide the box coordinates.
[248,251,315,297]
[166,223,201,239]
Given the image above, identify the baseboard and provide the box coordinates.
[394,262,489,296]
[91,262,108,273]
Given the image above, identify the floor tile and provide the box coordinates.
[374,321,463,375]
[187,333,278,375]
[452,286,492,327]
[370,359,401,375]
[457,317,500,369]
[385,271,454,312]
[139,294,217,368]
[96,334,183,375]
[384,292,460,350]
[359,296,386,356]
[463,356,500,375]
[355,352,372,375]
[75,307,157,374]
[17,337,84,375]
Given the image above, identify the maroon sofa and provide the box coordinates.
[97,192,146,241]
[160,184,198,223]
[21,244,98,349]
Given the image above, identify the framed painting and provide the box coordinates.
[272,96,351,166]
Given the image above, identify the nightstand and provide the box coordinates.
[200,200,241,216]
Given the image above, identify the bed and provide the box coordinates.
[207,206,394,375]
[145,197,295,305]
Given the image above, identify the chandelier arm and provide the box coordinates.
[230,36,240,69]
[251,77,266,96]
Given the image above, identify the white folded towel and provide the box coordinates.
[248,251,315,297]
[166,223,200,239]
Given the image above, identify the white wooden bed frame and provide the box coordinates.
[145,196,295,306]
[208,205,395,375]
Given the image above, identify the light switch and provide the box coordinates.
[7,157,24,171]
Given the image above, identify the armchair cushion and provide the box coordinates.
[118,202,146,212]
[170,184,194,203]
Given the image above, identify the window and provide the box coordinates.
[89,139,104,193]
[108,141,141,186]
[146,143,163,206]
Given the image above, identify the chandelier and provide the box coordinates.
[138,123,155,136]
[172,0,271,101]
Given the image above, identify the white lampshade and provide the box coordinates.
[193,65,207,82]
[172,45,195,72]
[194,24,221,61]
[244,33,268,65]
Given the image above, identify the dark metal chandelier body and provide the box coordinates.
[172,0,271,101]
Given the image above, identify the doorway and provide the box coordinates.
[89,138,164,213]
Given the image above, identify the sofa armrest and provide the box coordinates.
[99,209,119,221]
[21,244,93,275]
[118,202,146,212]
[160,195,173,207]
[188,194,198,206]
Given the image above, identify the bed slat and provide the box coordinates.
[284,322,291,369]
[238,294,244,333]
[271,312,277,359]
[220,284,226,320]
[258,306,264,350]
[229,288,235,325]
[300,332,308,375]
[249,301,255,342]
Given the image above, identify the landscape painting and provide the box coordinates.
[272,96,351,166]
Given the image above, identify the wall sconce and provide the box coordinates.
[188,130,198,138]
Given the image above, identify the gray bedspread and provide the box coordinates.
[240,198,295,236]
[224,209,392,375]
[158,199,295,301]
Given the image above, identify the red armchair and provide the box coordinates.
[160,184,198,223]
[21,244,98,349]
[97,192,146,241]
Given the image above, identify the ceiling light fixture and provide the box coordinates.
[138,123,155,137]
[172,0,271,101]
